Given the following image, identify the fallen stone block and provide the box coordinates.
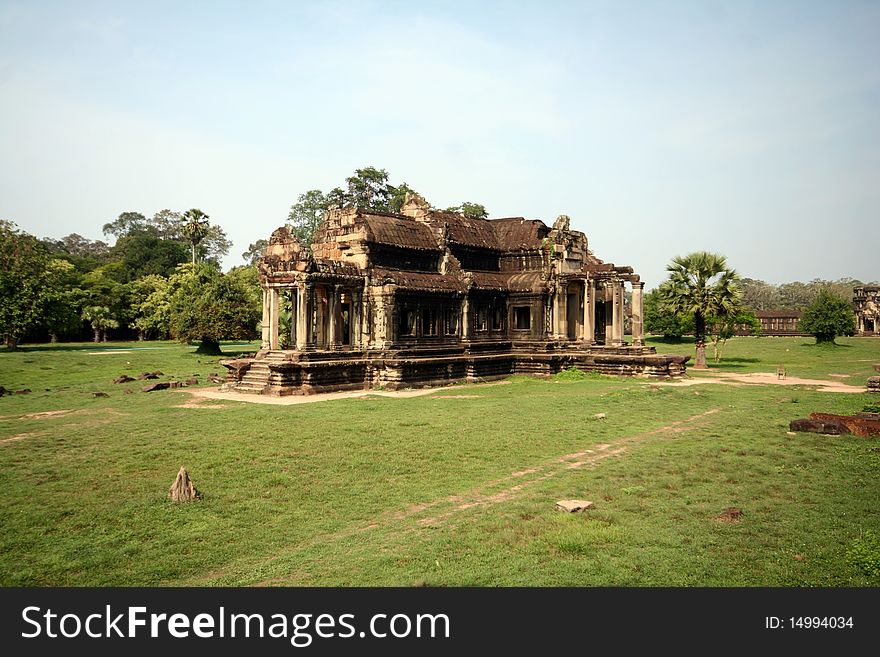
[867,376,880,393]
[185,378,199,385]
[594,413,606,420]
[142,382,171,392]
[137,372,159,380]
[15,389,31,395]
[92,391,109,398]
[113,375,135,384]
[555,500,595,513]
[789,418,850,435]
[810,412,880,437]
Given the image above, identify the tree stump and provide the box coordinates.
[168,466,201,502]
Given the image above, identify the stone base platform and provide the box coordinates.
[221,343,689,396]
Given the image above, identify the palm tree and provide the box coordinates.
[181,208,210,265]
[81,305,120,342]
[658,252,740,369]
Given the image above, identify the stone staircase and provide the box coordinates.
[233,351,286,394]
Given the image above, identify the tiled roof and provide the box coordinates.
[363,214,438,251]
[491,218,547,250]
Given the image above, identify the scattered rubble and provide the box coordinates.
[555,500,595,513]
[142,382,171,393]
[790,412,880,437]
[113,375,135,384]
[92,392,109,398]
[717,507,744,522]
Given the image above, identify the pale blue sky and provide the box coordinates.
[1,0,877,288]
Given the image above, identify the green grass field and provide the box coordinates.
[1,336,878,586]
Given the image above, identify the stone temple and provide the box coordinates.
[853,286,879,336]
[222,194,688,395]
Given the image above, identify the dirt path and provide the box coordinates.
[649,371,865,393]
[192,406,720,586]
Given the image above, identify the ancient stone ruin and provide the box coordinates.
[223,193,688,395]
[854,286,879,336]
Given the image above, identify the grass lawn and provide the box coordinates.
[0,336,878,586]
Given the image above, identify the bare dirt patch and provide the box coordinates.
[0,432,43,445]
[649,372,864,393]
[22,409,75,420]
[717,507,744,523]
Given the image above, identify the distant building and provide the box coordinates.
[853,286,879,336]
[736,310,805,336]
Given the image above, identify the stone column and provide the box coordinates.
[558,283,568,341]
[268,287,280,350]
[296,284,315,350]
[631,281,644,346]
[461,296,471,341]
[290,287,299,349]
[583,279,595,344]
[260,288,270,349]
[327,285,338,348]
[603,285,613,344]
[351,289,362,348]
[610,281,623,346]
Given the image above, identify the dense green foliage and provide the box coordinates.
[799,290,857,344]
[286,166,489,247]
[1,210,246,346]
[644,289,694,339]
[0,336,877,586]
[740,277,874,311]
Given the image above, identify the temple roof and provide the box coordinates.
[363,214,438,251]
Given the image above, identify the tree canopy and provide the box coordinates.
[286,166,489,247]
[657,252,741,368]
[799,290,856,344]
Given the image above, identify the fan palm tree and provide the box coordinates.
[658,252,741,368]
[181,208,210,265]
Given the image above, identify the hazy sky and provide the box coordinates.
[1,0,877,288]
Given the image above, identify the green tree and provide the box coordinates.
[799,289,856,344]
[149,264,260,355]
[445,201,489,219]
[242,239,268,265]
[345,166,393,211]
[102,211,150,239]
[40,259,83,342]
[287,189,331,248]
[643,289,693,339]
[80,305,119,342]
[706,309,760,363]
[181,209,211,265]
[0,221,52,349]
[111,233,189,281]
[658,252,741,368]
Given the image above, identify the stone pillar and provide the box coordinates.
[260,288,270,349]
[610,281,623,346]
[296,284,315,350]
[583,279,595,344]
[631,281,644,346]
[290,287,299,349]
[268,287,280,350]
[558,283,568,341]
[461,296,471,341]
[351,289,362,348]
[327,285,338,347]
[603,285,613,344]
